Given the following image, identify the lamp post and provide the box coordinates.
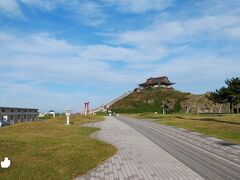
[65,108,71,125]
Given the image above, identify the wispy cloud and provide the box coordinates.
[103,0,173,13]
[0,31,142,111]
[224,27,240,39]
[0,32,141,86]
[0,0,24,18]
[114,15,240,48]
[0,0,106,26]
[19,0,71,11]
[196,0,240,16]
[0,81,95,112]
[72,1,106,26]
[1,29,239,94]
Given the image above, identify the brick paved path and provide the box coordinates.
[75,117,203,180]
[115,116,240,179]
[137,118,240,165]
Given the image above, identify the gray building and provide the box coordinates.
[0,107,39,124]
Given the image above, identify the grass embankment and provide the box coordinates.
[130,113,240,144]
[0,115,117,179]
[111,89,189,113]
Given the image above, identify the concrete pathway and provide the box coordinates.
[75,117,203,180]
[116,116,240,180]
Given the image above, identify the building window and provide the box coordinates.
[18,110,21,112]
[10,116,13,120]
[2,109,5,112]
[11,109,14,112]
[24,110,27,112]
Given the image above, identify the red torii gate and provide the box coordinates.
[84,102,89,115]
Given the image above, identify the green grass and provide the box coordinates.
[96,112,108,116]
[129,113,240,144]
[0,115,117,180]
[39,114,54,120]
[110,89,192,113]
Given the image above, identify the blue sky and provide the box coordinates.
[0,0,240,112]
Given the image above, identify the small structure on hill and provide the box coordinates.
[48,110,56,117]
[135,76,175,92]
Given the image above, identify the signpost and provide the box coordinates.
[65,108,71,125]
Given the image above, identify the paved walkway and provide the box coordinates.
[75,117,203,180]
[116,116,240,179]
[134,117,240,165]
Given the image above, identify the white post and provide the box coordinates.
[66,115,70,125]
[65,108,71,125]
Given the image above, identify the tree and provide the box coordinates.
[208,77,240,113]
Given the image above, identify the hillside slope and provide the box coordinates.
[109,89,229,114]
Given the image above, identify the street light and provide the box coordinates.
[65,108,71,125]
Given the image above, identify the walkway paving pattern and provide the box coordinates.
[76,117,203,180]
[136,118,240,164]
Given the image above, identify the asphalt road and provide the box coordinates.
[116,116,240,180]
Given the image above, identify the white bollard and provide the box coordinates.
[66,114,70,125]
[65,108,71,125]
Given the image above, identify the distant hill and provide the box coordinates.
[109,89,229,114]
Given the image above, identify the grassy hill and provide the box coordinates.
[110,89,229,114]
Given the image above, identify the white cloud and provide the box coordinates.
[224,27,240,39]
[113,15,240,49]
[0,0,24,18]
[196,0,240,16]
[184,16,240,33]
[19,0,70,11]
[149,54,240,93]
[115,21,184,48]
[0,31,143,111]
[104,0,173,13]
[78,45,166,62]
[0,0,105,26]
[74,1,106,26]
[0,81,97,112]
[0,31,143,86]
[0,32,77,55]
